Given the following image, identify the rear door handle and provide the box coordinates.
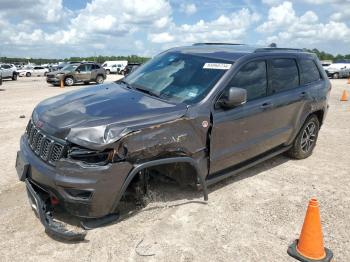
[260,102,273,109]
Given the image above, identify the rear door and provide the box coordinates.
[210,59,283,174]
[91,64,100,79]
[265,57,306,144]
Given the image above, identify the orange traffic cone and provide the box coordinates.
[287,198,333,262]
[340,90,348,101]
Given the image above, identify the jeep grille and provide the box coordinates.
[26,120,66,166]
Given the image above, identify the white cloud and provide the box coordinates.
[148,32,175,43]
[257,1,350,47]
[180,3,197,15]
[149,8,260,44]
[0,0,67,23]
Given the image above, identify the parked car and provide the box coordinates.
[0,63,18,80]
[121,63,141,76]
[16,43,330,240]
[325,62,350,79]
[17,66,49,77]
[46,62,106,86]
[102,60,128,74]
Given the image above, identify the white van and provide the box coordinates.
[102,61,128,74]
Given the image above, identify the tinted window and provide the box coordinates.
[228,60,267,101]
[92,64,100,70]
[270,59,299,93]
[300,59,321,84]
[2,65,10,69]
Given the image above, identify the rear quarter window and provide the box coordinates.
[270,58,299,94]
[299,59,321,84]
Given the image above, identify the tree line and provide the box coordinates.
[1,49,350,65]
[0,55,150,65]
[303,48,350,61]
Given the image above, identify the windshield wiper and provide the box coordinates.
[134,87,161,98]
[116,79,132,89]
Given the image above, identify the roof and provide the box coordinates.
[170,43,312,62]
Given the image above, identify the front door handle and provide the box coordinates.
[260,102,273,109]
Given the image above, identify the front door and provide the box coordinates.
[76,64,92,81]
[209,59,285,174]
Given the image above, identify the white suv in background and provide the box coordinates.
[102,60,128,74]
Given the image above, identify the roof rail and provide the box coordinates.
[254,47,304,53]
[192,43,246,46]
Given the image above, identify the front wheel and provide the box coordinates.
[333,73,339,79]
[64,77,74,86]
[96,75,104,84]
[287,115,320,159]
[106,69,110,75]
[26,72,31,77]
[12,73,18,80]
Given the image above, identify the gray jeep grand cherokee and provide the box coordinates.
[16,43,330,240]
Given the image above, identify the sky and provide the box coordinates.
[0,0,350,58]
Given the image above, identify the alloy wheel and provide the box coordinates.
[301,122,317,153]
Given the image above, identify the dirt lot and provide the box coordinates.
[0,77,349,262]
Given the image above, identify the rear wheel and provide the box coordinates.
[12,73,17,80]
[84,81,90,85]
[287,115,320,159]
[96,75,104,84]
[106,69,110,75]
[333,72,339,79]
[64,76,74,86]
[26,72,31,77]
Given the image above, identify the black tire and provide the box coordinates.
[333,73,339,79]
[84,81,90,85]
[44,72,47,76]
[287,115,320,159]
[64,76,74,86]
[96,75,104,84]
[26,72,31,77]
[12,73,18,80]
[106,69,110,75]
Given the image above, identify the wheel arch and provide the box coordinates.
[111,157,208,212]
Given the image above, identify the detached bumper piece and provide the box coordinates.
[25,179,87,241]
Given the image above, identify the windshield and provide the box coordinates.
[124,52,231,104]
[62,64,78,71]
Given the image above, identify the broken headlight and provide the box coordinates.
[68,146,114,165]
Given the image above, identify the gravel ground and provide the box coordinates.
[0,77,349,262]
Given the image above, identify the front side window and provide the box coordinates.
[227,60,267,101]
[299,59,321,84]
[124,52,231,104]
[270,58,299,94]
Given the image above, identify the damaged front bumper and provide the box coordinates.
[17,135,133,218]
[25,179,87,241]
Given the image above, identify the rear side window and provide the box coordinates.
[228,60,267,101]
[299,59,321,84]
[270,59,299,94]
[92,64,100,70]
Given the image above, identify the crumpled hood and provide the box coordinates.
[33,83,188,150]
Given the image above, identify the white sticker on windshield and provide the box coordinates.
[203,63,232,70]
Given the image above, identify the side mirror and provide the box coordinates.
[76,69,80,73]
[219,87,247,109]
